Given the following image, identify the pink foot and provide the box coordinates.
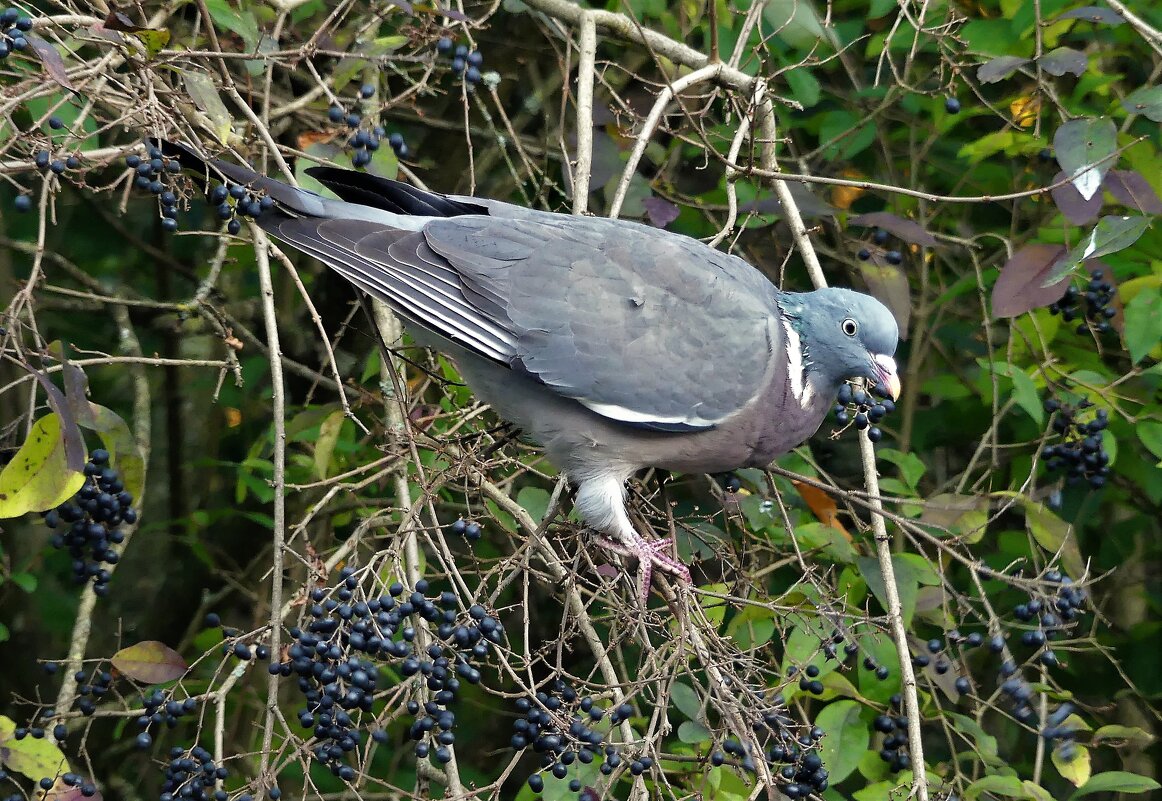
[594,534,692,602]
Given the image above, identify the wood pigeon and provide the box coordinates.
[159,141,901,600]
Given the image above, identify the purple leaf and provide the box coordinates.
[111,641,188,684]
[1049,170,1103,224]
[1104,170,1162,214]
[642,195,679,228]
[849,212,938,247]
[977,56,1029,84]
[1038,47,1087,77]
[990,243,1069,318]
[1057,6,1124,25]
[26,35,74,90]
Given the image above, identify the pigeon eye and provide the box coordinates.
[841,318,858,337]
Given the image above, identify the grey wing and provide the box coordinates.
[272,213,782,432]
[425,215,784,431]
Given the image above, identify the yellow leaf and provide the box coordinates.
[1052,742,1091,787]
[1011,94,1041,128]
[0,414,85,518]
[0,715,69,781]
[832,169,866,210]
[130,28,170,58]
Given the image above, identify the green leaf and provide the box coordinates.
[314,409,345,479]
[784,66,821,108]
[1053,117,1116,201]
[814,701,867,783]
[677,720,712,744]
[0,414,86,518]
[82,402,147,503]
[1045,216,1151,287]
[184,71,233,145]
[995,362,1044,425]
[1123,286,1161,364]
[516,487,551,522]
[1091,725,1156,748]
[203,0,259,50]
[1138,422,1162,465]
[858,555,918,625]
[726,605,776,649]
[1072,771,1160,797]
[965,774,1027,799]
[669,682,702,721]
[876,448,926,489]
[947,712,1000,762]
[1121,85,1162,122]
[10,572,37,593]
[818,111,875,160]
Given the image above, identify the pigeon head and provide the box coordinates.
[783,287,901,401]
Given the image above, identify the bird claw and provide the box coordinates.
[593,534,692,603]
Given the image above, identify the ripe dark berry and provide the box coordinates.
[467,50,483,67]
[464,522,482,540]
[528,774,544,792]
[48,115,64,129]
[14,194,32,212]
[465,66,482,85]
[857,248,871,260]
[451,56,465,73]
[359,83,375,98]
[34,150,50,168]
[436,36,453,55]
[885,250,902,265]
[945,97,961,114]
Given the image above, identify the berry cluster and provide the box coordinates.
[43,448,137,596]
[125,145,185,232]
[71,666,114,717]
[2,771,98,801]
[0,6,32,59]
[708,720,829,797]
[983,571,1087,724]
[207,182,273,236]
[1041,701,1080,756]
[157,745,229,801]
[856,229,903,267]
[1040,397,1111,488]
[832,382,895,443]
[449,517,482,541]
[33,147,81,176]
[269,568,501,778]
[513,681,627,795]
[874,695,912,772]
[435,36,484,85]
[135,689,200,749]
[1048,269,1117,335]
[909,631,983,696]
[327,104,409,166]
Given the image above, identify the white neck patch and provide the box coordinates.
[781,318,814,409]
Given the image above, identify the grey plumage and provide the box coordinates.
[160,141,901,600]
